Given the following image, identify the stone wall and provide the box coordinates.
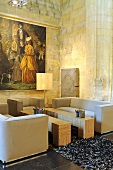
[0,0,60,105]
[60,0,113,101]
[60,0,86,98]
[0,0,113,105]
[85,0,113,101]
[85,0,113,100]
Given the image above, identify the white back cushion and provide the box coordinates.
[16,98,30,106]
[70,98,111,111]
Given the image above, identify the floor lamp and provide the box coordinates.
[36,73,53,107]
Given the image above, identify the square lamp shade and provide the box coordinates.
[36,73,53,90]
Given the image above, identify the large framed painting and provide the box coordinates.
[0,16,46,90]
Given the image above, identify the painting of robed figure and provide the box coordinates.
[0,16,46,90]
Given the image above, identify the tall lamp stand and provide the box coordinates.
[36,73,53,107]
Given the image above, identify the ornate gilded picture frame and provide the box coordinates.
[0,15,46,90]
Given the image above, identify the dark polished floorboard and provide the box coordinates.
[101,131,113,141]
[0,150,83,170]
[0,132,113,170]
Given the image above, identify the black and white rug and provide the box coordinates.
[55,136,113,169]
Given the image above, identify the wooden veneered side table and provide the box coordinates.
[49,116,71,146]
[45,108,94,139]
[76,117,94,138]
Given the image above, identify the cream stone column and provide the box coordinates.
[95,0,113,101]
[86,0,113,101]
[85,0,97,99]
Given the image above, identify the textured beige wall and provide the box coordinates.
[0,0,113,105]
[0,0,60,105]
[60,0,113,101]
[60,0,86,98]
[85,0,113,101]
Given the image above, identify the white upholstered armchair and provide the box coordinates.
[0,114,48,163]
[7,97,44,116]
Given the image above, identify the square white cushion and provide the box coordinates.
[16,98,30,107]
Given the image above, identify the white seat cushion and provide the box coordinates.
[85,110,95,118]
[57,107,95,118]
[57,107,77,113]
[6,114,46,121]
[23,106,35,110]
[0,114,8,121]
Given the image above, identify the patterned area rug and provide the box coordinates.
[55,136,113,169]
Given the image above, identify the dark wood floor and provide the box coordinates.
[101,131,113,142]
[0,149,83,170]
[0,132,113,170]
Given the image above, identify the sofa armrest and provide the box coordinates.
[30,97,44,108]
[52,98,71,108]
[95,104,113,133]
[7,99,23,117]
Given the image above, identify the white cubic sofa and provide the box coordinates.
[0,113,48,163]
[52,97,113,134]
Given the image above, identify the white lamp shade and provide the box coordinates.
[36,73,53,90]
